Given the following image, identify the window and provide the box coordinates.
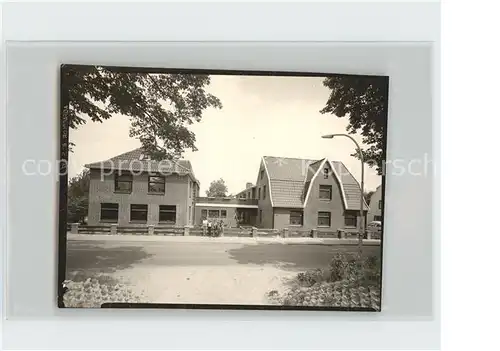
[148,175,165,193]
[240,193,246,199]
[130,204,148,222]
[100,203,118,221]
[290,211,303,226]
[323,168,329,179]
[378,200,382,209]
[115,172,132,193]
[263,185,266,200]
[208,209,219,218]
[345,212,357,227]
[319,185,332,200]
[188,206,191,223]
[259,210,263,223]
[260,170,264,180]
[192,183,197,199]
[374,215,382,221]
[201,209,208,218]
[188,181,191,198]
[159,205,176,223]
[318,211,331,227]
[248,191,251,199]
[221,210,227,218]
[258,188,261,200]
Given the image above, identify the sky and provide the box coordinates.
[68,75,382,194]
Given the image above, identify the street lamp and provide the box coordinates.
[322,134,365,257]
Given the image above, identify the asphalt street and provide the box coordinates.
[66,238,380,278]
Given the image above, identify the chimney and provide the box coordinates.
[246,182,253,189]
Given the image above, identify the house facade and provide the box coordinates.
[367,185,383,223]
[85,148,199,227]
[235,156,369,231]
[193,197,259,227]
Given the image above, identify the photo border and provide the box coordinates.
[58,64,389,312]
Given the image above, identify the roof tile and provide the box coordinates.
[85,148,197,182]
[263,156,369,210]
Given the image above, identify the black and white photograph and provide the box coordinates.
[59,65,389,311]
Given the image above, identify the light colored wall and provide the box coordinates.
[302,161,345,230]
[273,207,295,229]
[367,185,383,223]
[255,160,273,228]
[87,169,190,226]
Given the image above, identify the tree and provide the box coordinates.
[206,178,228,197]
[67,169,90,223]
[320,76,389,175]
[61,65,223,161]
[364,190,375,205]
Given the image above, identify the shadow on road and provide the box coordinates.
[227,243,381,271]
[66,241,152,282]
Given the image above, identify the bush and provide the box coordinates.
[63,278,145,308]
[268,254,382,310]
[297,269,329,287]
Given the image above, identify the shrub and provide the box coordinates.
[63,278,145,308]
[297,269,329,287]
[268,254,382,310]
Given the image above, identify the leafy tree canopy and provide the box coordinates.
[61,66,222,160]
[67,169,90,223]
[321,76,389,175]
[206,178,228,197]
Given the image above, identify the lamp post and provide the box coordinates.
[322,134,365,258]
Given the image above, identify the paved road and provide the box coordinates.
[66,237,380,305]
[67,238,380,274]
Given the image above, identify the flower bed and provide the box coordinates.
[63,277,145,308]
[267,253,382,310]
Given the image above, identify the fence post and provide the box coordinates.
[148,225,155,236]
[251,227,256,238]
[283,228,289,238]
[110,224,118,235]
[183,225,190,236]
[70,223,79,234]
[311,229,318,238]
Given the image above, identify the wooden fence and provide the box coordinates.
[67,223,381,240]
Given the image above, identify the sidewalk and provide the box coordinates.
[67,233,381,246]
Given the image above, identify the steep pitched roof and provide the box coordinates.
[330,161,369,211]
[262,156,368,210]
[85,148,198,183]
[262,156,315,208]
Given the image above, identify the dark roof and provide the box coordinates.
[85,148,198,183]
[330,161,369,211]
[262,156,369,210]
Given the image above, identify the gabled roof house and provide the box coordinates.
[236,156,369,230]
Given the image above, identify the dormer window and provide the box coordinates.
[323,168,329,179]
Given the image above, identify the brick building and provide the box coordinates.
[85,148,199,226]
[235,156,369,231]
[84,149,368,231]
